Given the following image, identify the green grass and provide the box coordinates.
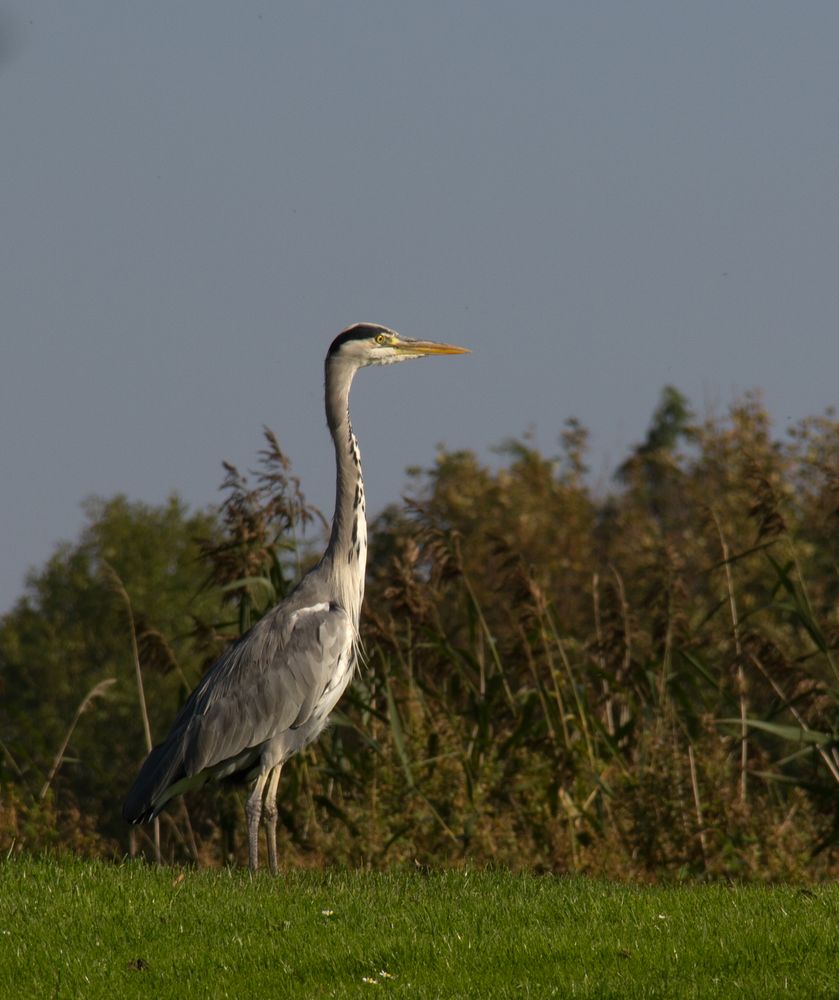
[1,858,838,999]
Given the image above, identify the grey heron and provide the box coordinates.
[123,323,469,871]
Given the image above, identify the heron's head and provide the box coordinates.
[327,323,469,368]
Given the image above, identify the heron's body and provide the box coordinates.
[123,324,467,871]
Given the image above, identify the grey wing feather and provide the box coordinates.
[122,600,353,823]
[182,602,352,776]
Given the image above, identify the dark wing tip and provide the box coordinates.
[122,739,183,825]
[122,788,155,825]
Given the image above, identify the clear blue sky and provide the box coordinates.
[2,2,838,612]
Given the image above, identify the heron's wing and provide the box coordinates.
[181,601,353,777]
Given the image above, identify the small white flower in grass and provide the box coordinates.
[361,977,379,985]
[379,970,395,980]
[321,909,335,917]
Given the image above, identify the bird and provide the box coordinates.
[123,323,469,872]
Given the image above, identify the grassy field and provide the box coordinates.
[1,858,838,999]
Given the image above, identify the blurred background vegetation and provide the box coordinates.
[2,391,838,880]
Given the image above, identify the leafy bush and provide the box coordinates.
[2,394,838,879]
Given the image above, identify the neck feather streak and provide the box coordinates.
[323,359,367,631]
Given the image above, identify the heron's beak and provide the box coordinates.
[394,338,470,356]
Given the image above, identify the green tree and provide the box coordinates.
[0,494,221,848]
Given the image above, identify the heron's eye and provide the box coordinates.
[375,333,387,345]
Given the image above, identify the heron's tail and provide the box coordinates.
[122,737,187,824]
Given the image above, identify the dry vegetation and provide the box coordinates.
[2,390,839,880]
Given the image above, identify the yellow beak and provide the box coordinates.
[394,338,470,356]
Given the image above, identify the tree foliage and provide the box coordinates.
[0,495,220,849]
[3,395,839,879]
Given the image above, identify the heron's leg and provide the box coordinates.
[263,764,283,876]
[246,770,270,872]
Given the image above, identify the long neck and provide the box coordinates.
[323,357,367,629]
